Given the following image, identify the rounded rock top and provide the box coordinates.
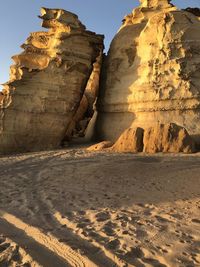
[139,0,173,8]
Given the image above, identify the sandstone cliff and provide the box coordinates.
[96,0,200,145]
[0,8,104,154]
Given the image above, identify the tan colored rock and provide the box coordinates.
[0,93,4,104]
[96,0,200,145]
[139,0,173,8]
[111,127,144,153]
[85,52,102,115]
[65,95,88,140]
[87,141,113,151]
[64,52,103,140]
[143,123,196,153]
[0,8,103,154]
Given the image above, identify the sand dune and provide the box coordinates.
[0,148,200,266]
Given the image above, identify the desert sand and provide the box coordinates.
[0,147,199,267]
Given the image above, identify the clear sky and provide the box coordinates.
[0,0,199,89]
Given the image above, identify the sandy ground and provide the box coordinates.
[0,148,200,267]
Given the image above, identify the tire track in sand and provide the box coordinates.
[0,211,93,267]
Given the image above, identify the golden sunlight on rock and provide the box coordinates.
[0,2,200,266]
[0,8,104,154]
[96,0,200,149]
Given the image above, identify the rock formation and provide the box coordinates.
[102,123,195,154]
[0,8,104,154]
[96,0,200,146]
[111,127,144,153]
[143,123,196,153]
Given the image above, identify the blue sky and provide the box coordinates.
[0,0,199,88]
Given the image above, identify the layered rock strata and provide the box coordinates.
[0,8,104,154]
[96,0,200,144]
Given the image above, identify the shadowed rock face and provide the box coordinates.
[0,8,104,154]
[184,8,200,17]
[64,52,102,140]
[96,0,200,144]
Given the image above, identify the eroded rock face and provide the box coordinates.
[139,0,173,8]
[143,123,196,153]
[111,128,144,153]
[64,52,102,140]
[0,8,104,154]
[96,0,200,144]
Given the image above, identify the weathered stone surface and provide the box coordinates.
[65,95,88,140]
[0,8,104,154]
[64,52,102,140]
[96,0,200,145]
[0,93,4,104]
[85,52,102,116]
[87,141,113,151]
[139,0,173,8]
[111,127,144,153]
[143,123,196,153]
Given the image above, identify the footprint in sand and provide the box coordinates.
[125,246,168,267]
[0,238,33,267]
[102,222,117,237]
[155,246,169,254]
[191,218,200,224]
[106,239,120,250]
[95,211,111,222]
[0,236,5,244]
[178,232,194,244]
[0,242,10,253]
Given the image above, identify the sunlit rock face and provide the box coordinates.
[143,123,196,153]
[139,0,173,8]
[111,127,144,153]
[0,8,104,154]
[96,0,200,143]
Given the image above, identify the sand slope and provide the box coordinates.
[0,148,200,267]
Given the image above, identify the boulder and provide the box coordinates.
[143,123,196,153]
[96,0,200,146]
[111,127,144,153]
[0,8,104,154]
